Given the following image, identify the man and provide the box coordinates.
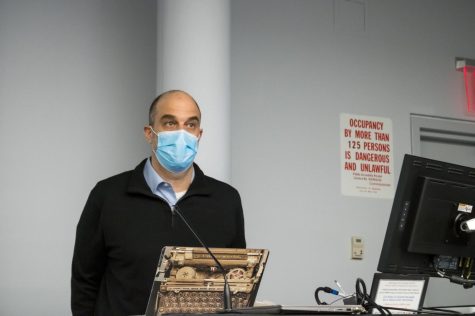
[71,90,246,316]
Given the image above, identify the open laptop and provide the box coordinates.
[144,246,269,315]
[278,305,366,315]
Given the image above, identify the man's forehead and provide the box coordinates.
[156,93,201,117]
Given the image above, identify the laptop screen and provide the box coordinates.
[144,246,269,315]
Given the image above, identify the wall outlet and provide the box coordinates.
[351,236,364,260]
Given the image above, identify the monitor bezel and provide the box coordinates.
[377,154,475,277]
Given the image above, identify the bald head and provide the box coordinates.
[148,90,201,126]
[144,89,203,179]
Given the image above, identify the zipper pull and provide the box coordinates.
[171,205,176,227]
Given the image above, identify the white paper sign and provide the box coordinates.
[374,279,426,314]
[340,113,394,198]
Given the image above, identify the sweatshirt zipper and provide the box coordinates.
[155,194,189,228]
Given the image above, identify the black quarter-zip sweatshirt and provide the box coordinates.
[71,159,246,316]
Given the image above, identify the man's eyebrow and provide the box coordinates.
[159,114,177,121]
[186,116,200,123]
[159,114,200,123]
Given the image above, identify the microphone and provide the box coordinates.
[171,205,233,312]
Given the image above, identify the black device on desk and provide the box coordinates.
[377,154,475,288]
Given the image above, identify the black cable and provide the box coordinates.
[423,305,471,314]
[314,287,328,305]
[327,294,356,306]
[354,278,464,316]
[354,278,391,316]
[354,278,366,305]
[427,304,475,309]
[314,287,341,305]
[434,259,475,289]
[385,306,462,315]
[422,307,461,314]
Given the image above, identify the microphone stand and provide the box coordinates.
[171,205,233,312]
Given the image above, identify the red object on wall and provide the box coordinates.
[463,66,475,112]
[456,58,475,113]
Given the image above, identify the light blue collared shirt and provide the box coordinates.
[143,158,192,206]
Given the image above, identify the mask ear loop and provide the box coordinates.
[147,126,159,145]
[149,126,159,136]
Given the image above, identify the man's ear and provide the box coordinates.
[143,126,153,144]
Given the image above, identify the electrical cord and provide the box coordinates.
[423,305,471,314]
[435,258,475,289]
[315,278,466,315]
[354,278,464,315]
[327,294,357,306]
[427,304,475,309]
[386,306,462,315]
[314,287,340,305]
[354,278,392,316]
[423,308,460,314]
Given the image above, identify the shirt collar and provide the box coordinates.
[143,157,163,193]
[143,157,194,193]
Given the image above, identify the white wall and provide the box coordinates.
[2,1,475,314]
[230,0,475,307]
[0,0,156,314]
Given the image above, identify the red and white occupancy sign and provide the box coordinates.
[340,113,394,198]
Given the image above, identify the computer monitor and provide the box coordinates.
[377,154,475,288]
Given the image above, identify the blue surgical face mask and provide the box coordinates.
[150,127,199,174]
